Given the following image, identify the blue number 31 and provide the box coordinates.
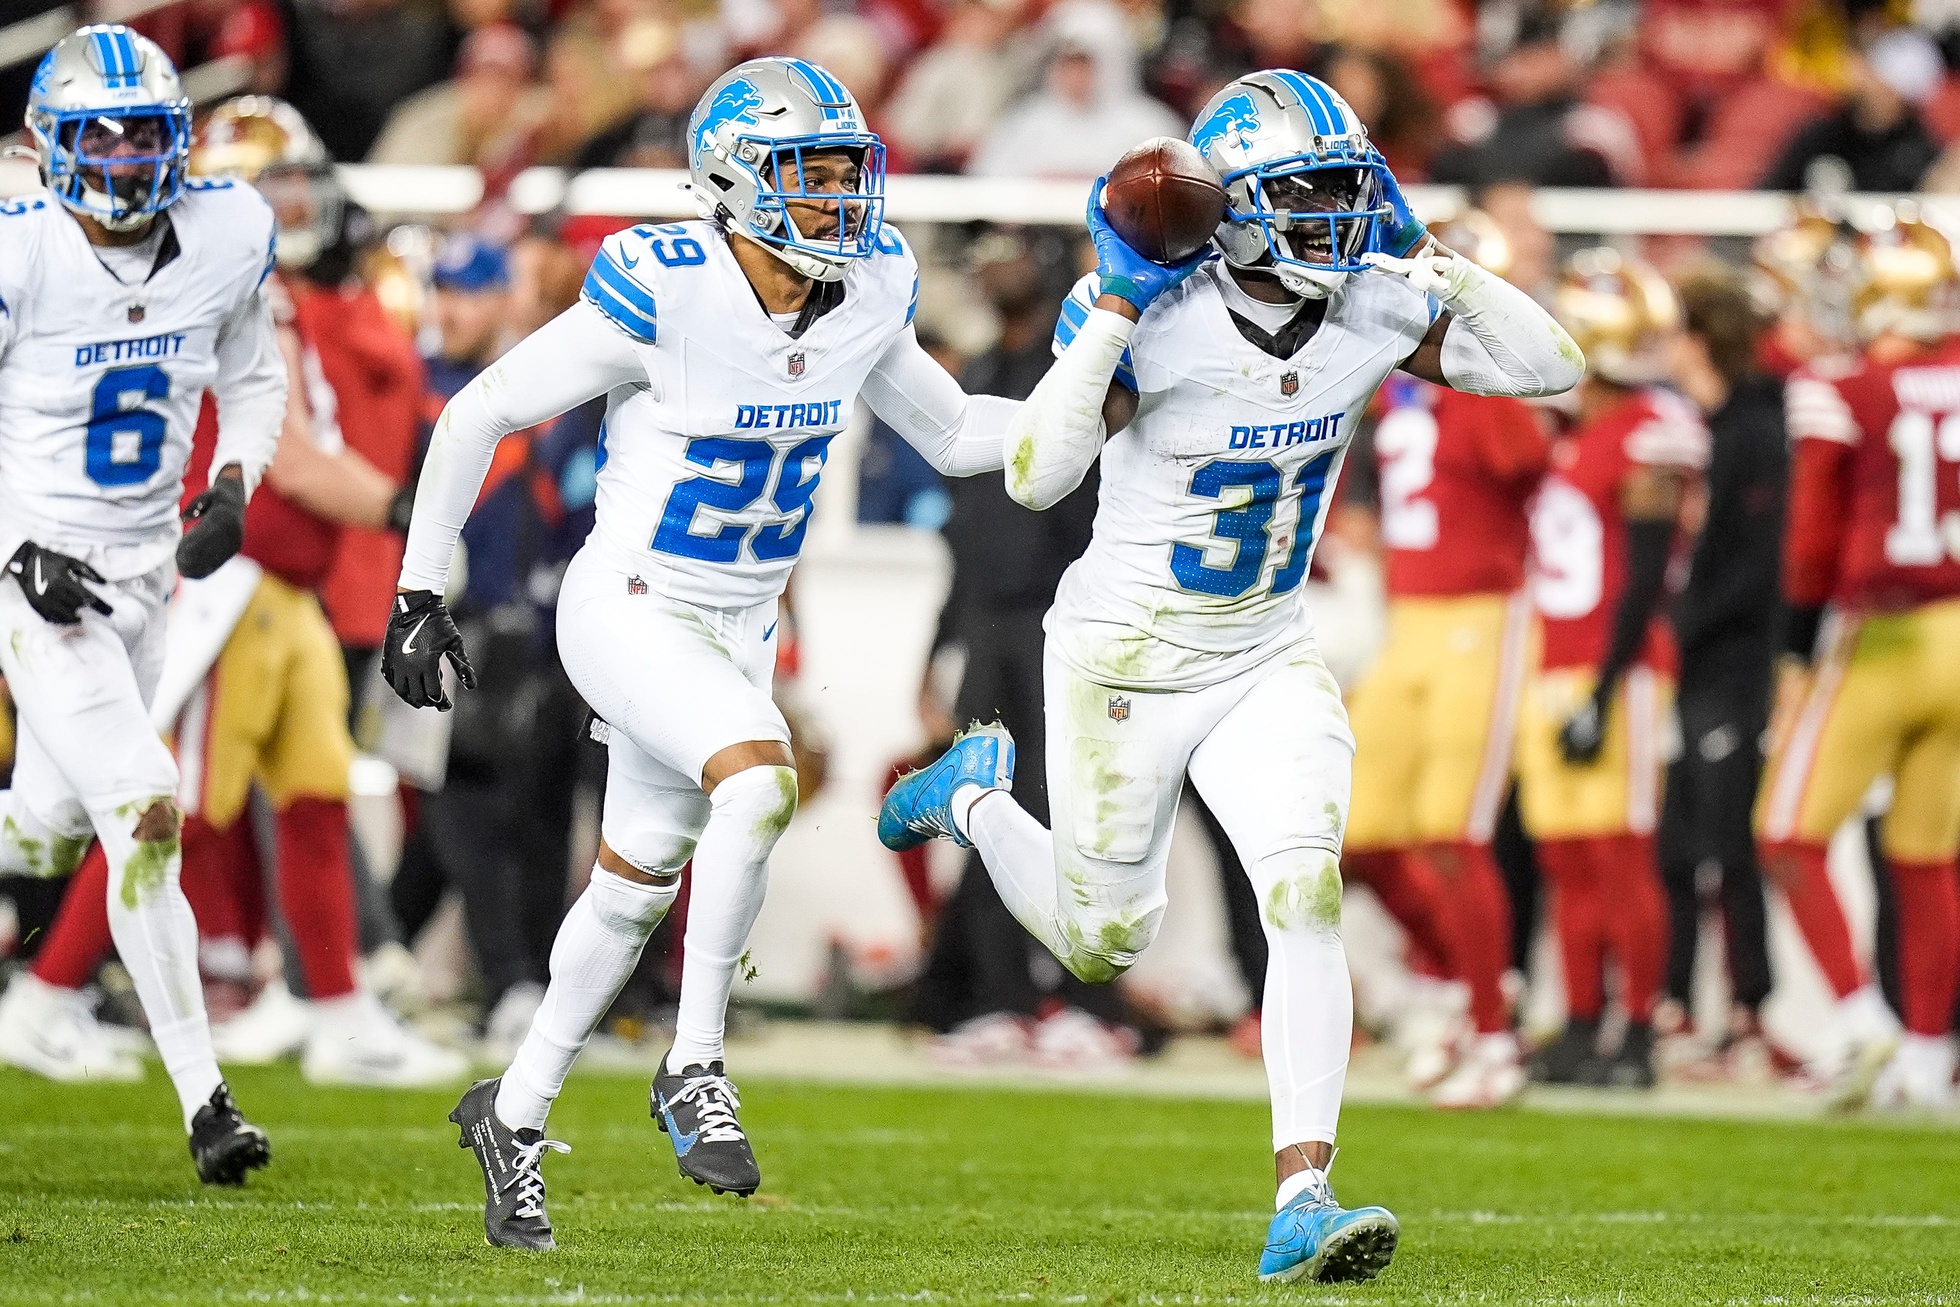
[1170,452,1337,598]
[652,436,834,564]
[86,365,170,486]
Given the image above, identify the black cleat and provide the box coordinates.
[1529,1017,1600,1085]
[1582,1021,1658,1089]
[652,1055,760,1196]
[449,1077,569,1251]
[189,1082,270,1186]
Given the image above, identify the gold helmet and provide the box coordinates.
[1751,201,1859,349]
[192,96,343,270]
[1850,203,1959,343]
[1430,207,1513,280]
[1554,247,1680,386]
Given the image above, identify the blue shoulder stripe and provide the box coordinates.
[905,270,919,326]
[1052,295,1137,393]
[583,253,658,344]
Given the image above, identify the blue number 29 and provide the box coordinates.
[652,436,834,564]
[86,364,170,487]
[1170,451,1337,598]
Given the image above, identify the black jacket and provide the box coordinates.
[1761,109,1940,193]
[1672,374,1787,661]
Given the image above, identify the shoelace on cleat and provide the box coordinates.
[668,1073,747,1144]
[501,1136,570,1220]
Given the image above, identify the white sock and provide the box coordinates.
[964,788,1069,959]
[1249,847,1352,1153]
[668,765,798,1071]
[496,866,677,1130]
[97,805,221,1129]
[1839,983,1901,1042]
[1275,1165,1326,1210]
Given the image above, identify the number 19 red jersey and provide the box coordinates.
[1374,376,1549,598]
[1783,339,1960,612]
[1530,387,1710,673]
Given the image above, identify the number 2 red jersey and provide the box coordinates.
[1530,387,1709,673]
[1783,339,1960,612]
[1374,376,1549,597]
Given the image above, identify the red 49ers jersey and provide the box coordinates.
[1374,375,1548,597]
[1530,386,1709,673]
[1784,339,1960,612]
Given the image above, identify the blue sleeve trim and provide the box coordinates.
[1052,294,1137,392]
[906,271,919,326]
[583,251,659,344]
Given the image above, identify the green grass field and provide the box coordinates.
[4,1060,1959,1305]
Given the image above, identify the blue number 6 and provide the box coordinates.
[86,364,170,487]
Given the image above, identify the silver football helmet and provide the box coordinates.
[686,57,887,282]
[27,25,192,231]
[1190,70,1393,298]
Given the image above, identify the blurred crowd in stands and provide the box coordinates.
[15,0,1960,196]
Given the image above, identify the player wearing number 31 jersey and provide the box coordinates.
[385,58,1015,1250]
[0,26,282,1183]
[881,71,1582,1284]
[1761,209,1960,1109]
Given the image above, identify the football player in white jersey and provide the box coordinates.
[0,26,285,1182]
[383,58,1016,1250]
[881,71,1583,1283]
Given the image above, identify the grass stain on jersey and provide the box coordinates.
[115,799,180,909]
[1007,435,1037,503]
[0,814,89,880]
[1264,853,1343,933]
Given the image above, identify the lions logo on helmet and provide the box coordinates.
[26,25,192,232]
[1190,70,1394,299]
[686,58,886,284]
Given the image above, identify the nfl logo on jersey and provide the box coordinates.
[127,304,145,324]
[626,575,648,595]
[788,350,806,378]
[1280,370,1299,397]
[1107,695,1131,722]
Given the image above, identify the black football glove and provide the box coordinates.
[176,476,247,579]
[1558,695,1608,766]
[385,485,416,536]
[382,590,476,711]
[6,541,113,625]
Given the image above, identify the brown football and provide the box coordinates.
[1102,137,1228,265]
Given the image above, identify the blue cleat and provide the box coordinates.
[1258,1174,1399,1284]
[877,722,1015,851]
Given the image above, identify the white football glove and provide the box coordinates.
[1360,248,1474,302]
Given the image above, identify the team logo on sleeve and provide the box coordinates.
[1107,695,1131,722]
[694,78,766,163]
[788,350,806,378]
[1280,369,1299,397]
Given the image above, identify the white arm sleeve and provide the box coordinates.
[1433,255,1585,397]
[860,326,1014,477]
[398,299,646,593]
[1004,307,1132,511]
[210,288,288,497]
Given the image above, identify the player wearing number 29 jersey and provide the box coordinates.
[882,71,1581,1285]
[387,58,1015,1249]
[1759,210,1960,1106]
[0,26,281,1181]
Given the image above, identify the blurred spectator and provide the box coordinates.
[1762,28,1943,192]
[1320,45,1438,180]
[1431,10,1642,187]
[967,0,1183,179]
[1477,181,1556,300]
[909,226,1139,1066]
[367,23,550,174]
[1219,0,1320,74]
[883,0,1030,172]
[574,22,701,169]
[283,0,456,163]
[136,0,289,95]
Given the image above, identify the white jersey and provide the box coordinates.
[0,180,278,578]
[1048,261,1436,690]
[579,220,919,608]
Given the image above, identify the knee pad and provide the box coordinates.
[709,765,799,846]
[602,786,708,878]
[586,865,679,938]
[1059,900,1164,984]
[1251,843,1346,936]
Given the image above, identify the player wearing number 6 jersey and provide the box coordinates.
[880,71,1581,1284]
[384,58,1014,1250]
[0,26,282,1183]
[1762,209,1960,1110]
